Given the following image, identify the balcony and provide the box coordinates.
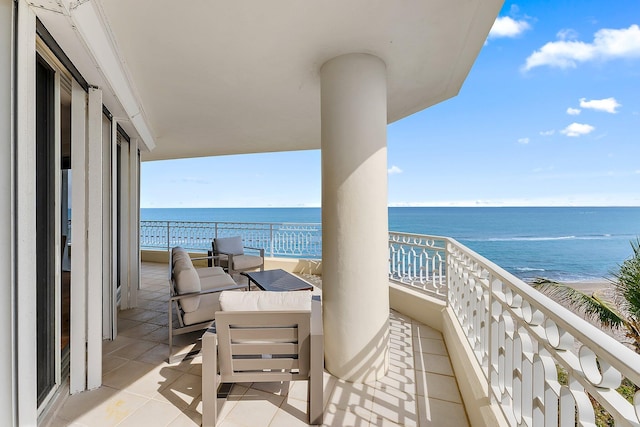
[47,222,640,426]
[46,262,466,426]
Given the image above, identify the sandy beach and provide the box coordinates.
[565,278,613,293]
[538,278,632,348]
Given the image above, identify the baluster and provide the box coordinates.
[269,224,274,257]
[166,221,170,251]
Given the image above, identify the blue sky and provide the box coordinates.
[141,1,640,208]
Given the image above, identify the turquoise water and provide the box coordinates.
[141,207,640,282]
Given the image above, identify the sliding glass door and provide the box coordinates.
[35,54,56,407]
[35,46,74,409]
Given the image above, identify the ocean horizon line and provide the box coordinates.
[141,205,640,209]
[140,206,639,283]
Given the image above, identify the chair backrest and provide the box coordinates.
[215,310,311,383]
[202,291,323,426]
[213,236,244,255]
[215,290,313,383]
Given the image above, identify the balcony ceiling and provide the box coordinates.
[38,0,504,161]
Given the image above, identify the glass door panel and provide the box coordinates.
[35,55,56,406]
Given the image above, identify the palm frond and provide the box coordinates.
[609,238,640,317]
[532,278,626,329]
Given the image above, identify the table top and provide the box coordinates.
[241,269,314,292]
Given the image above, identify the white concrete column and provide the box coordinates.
[320,53,390,383]
[0,0,16,424]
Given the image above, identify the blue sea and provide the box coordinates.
[141,207,640,283]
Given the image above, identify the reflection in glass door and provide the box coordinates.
[35,55,55,407]
[60,74,72,380]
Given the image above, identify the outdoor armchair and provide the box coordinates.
[202,290,323,426]
[211,236,264,276]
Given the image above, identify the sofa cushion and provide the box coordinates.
[214,236,244,255]
[219,290,312,312]
[173,257,201,313]
[196,266,227,279]
[172,246,191,266]
[173,252,194,273]
[200,272,237,290]
[182,292,221,326]
[230,254,263,271]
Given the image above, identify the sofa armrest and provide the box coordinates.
[190,254,222,262]
[243,246,265,256]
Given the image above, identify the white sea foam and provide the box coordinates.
[480,234,618,242]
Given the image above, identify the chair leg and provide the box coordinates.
[309,320,324,425]
[308,377,323,425]
[202,332,218,427]
[168,300,174,363]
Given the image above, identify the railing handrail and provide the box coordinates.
[141,219,321,227]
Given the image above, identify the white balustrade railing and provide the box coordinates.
[388,231,447,298]
[140,220,322,258]
[446,237,640,427]
[141,220,640,425]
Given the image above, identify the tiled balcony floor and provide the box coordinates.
[48,262,468,426]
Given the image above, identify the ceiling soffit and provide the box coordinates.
[94,0,503,161]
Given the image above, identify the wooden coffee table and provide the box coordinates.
[241,269,314,292]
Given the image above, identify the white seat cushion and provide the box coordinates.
[219,290,312,312]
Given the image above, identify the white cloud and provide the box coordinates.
[539,130,555,136]
[560,122,595,137]
[388,165,403,175]
[579,97,621,113]
[517,137,530,145]
[489,16,531,39]
[566,107,581,115]
[523,24,640,71]
[557,28,579,41]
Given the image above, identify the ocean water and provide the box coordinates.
[141,207,640,282]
